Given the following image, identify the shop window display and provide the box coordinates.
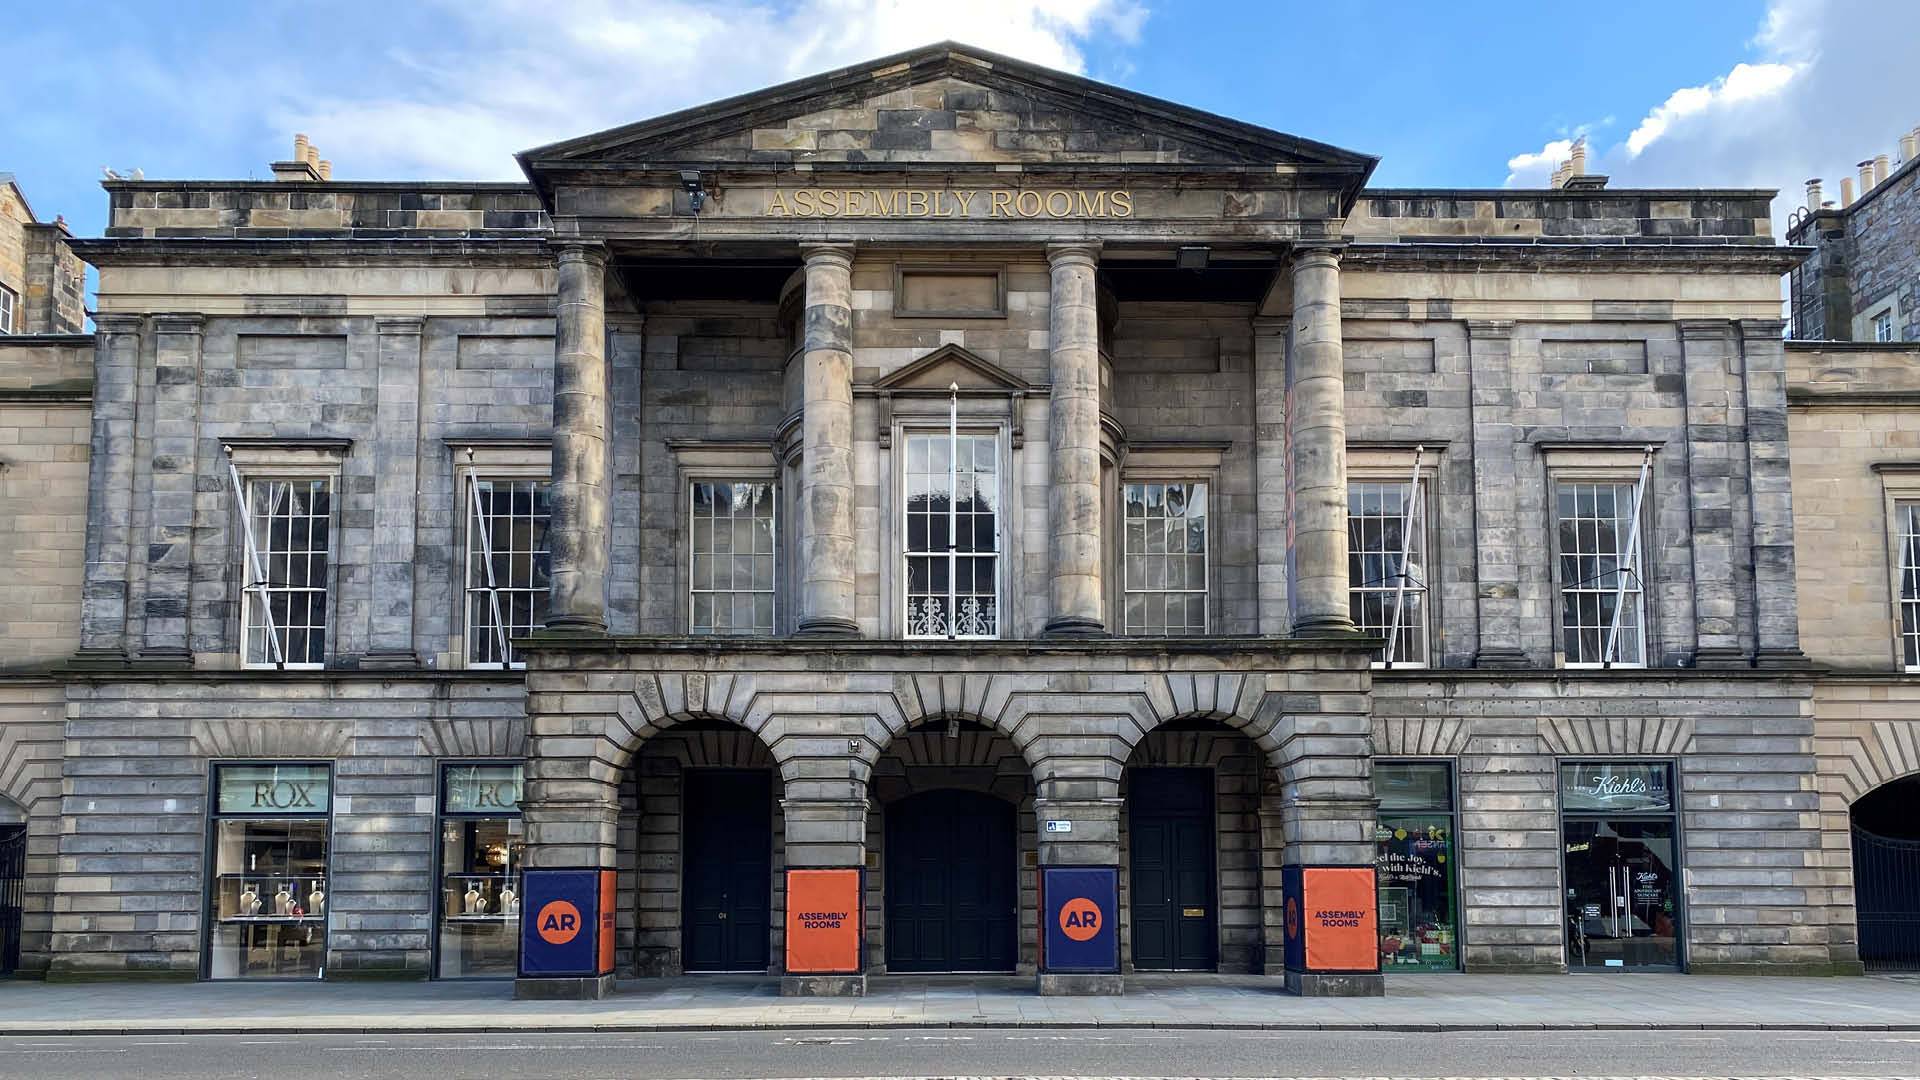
[206,763,331,979]
[438,763,525,977]
[1374,760,1458,972]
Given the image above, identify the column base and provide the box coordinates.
[1755,646,1814,668]
[135,646,193,669]
[781,974,866,996]
[360,649,422,670]
[1691,646,1751,669]
[515,973,616,1000]
[1290,616,1359,638]
[1036,972,1123,995]
[1472,647,1530,669]
[794,617,861,638]
[1041,617,1106,637]
[1284,970,1384,997]
[63,646,131,671]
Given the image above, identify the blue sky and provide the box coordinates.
[3,0,1914,243]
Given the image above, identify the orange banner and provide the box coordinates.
[1303,867,1378,972]
[597,869,617,976]
[786,869,861,974]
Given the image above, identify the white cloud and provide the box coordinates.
[280,0,1149,179]
[1499,0,1917,238]
[1623,61,1800,157]
[1505,138,1576,188]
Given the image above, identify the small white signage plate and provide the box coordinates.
[1044,820,1072,833]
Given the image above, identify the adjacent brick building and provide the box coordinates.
[0,44,1887,992]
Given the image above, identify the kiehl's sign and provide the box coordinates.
[766,188,1133,219]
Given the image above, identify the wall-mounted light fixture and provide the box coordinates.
[680,170,707,214]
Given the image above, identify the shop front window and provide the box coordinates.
[207,763,331,979]
[437,763,525,978]
[1374,760,1458,972]
[1560,761,1681,970]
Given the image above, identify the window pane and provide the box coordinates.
[1121,480,1208,635]
[690,479,776,635]
[1556,481,1645,665]
[465,478,553,666]
[1347,480,1430,665]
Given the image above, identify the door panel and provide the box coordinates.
[1562,817,1679,970]
[682,770,773,972]
[1853,826,1920,970]
[885,789,1017,972]
[0,825,22,976]
[1129,767,1217,971]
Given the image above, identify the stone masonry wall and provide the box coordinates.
[0,681,66,973]
[0,338,92,670]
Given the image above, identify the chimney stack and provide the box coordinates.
[1841,177,1855,207]
[1569,137,1587,177]
[269,133,328,182]
[1806,178,1823,212]
[1875,154,1890,185]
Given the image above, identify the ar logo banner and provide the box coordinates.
[536,899,583,945]
[1058,896,1102,942]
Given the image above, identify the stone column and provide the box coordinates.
[547,242,611,634]
[1045,242,1106,636]
[1738,320,1809,665]
[1679,320,1746,665]
[75,314,143,662]
[140,314,203,663]
[1465,320,1526,666]
[1252,319,1290,634]
[1287,247,1355,636]
[365,316,425,666]
[796,244,859,636]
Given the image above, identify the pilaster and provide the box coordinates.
[796,243,859,637]
[364,315,425,667]
[547,241,611,634]
[1465,319,1526,667]
[74,313,143,663]
[1678,319,1747,666]
[1252,318,1290,634]
[1738,319,1810,665]
[1044,241,1107,636]
[139,314,203,664]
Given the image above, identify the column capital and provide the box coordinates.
[91,312,144,334]
[1736,317,1789,340]
[551,239,609,268]
[1251,315,1290,336]
[1290,243,1345,267]
[1677,318,1737,340]
[799,242,856,268]
[150,313,205,336]
[1046,241,1102,266]
[1465,319,1515,340]
[374,315,426,336]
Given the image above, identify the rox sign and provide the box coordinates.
[216,765,330,815]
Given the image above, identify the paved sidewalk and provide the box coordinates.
[1,973,1917,1035]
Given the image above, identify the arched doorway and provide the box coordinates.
[1,798,24,977]
[885,789,1018,972]
[1852,774,1920,970]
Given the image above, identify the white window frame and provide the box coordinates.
[451,445,552,669]
[1119,477,1211,636]
[1348,446,1437,668]
[1875,311,1897,343]
[671,441,782,637]
[1858,296,1901,344]
[1875,468,1920,672]
[225,444,344,671]
[0,283,15,334]
[902,425,1003,640]
[688,478,779,636]
[1895,500,1920,671]
[1545,448,1656,669]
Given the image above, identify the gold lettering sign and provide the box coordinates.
[765,188,1132,220]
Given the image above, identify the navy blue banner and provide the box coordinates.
[520,868,602,977]
[1042,866,1118,973]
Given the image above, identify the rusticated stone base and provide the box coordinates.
[1037,972,1124,995]
[1285,971,1385,997]
[781,974,866,996]
[515,974,616,1000]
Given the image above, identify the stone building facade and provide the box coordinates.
[0,176,87,337]
[1787,124,1920,343]
[0,44,1864,991]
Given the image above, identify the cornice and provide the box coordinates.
[1345,241,1808,273]
[68,237,556,267]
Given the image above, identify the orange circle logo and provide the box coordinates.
[1285,896,1300,939]
[536,899,583,945]
[1058,896,1102,942]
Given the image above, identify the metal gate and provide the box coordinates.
[0,825,24,976]
[1853,825,1920,970]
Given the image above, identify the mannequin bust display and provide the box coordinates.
[273,886,292,916]
[308,882,325,917]
[499,886,518,915]
[463,884,485,915]
[239,884,261,917]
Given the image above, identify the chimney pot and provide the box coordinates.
[1806,178,1824,211]
[1859,159,1876,193]
[293,133,310,161]
[1903,132,1919,163]
[1841,177,1856,206]
[318,160,332,181]
[1569,138,1588,176]
[1875,154,1890,184]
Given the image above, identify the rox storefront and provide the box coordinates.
[202,762,527,980]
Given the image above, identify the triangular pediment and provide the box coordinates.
[873,344,1031,394]
[519,43,1375,178]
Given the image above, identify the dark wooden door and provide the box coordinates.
[1128,767,1216,970]
[885,789,1017,972]
[682,769,772,972]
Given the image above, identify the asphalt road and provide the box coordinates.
[1,1027,1918,1079]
